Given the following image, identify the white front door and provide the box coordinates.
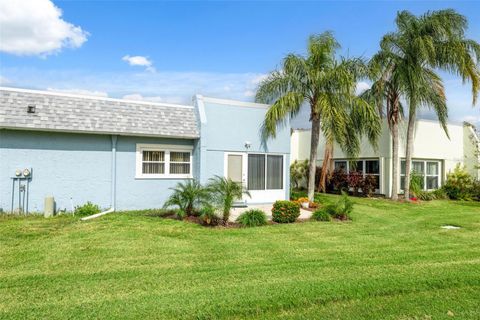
[224,152,286,203]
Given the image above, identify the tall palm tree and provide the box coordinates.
[380,10,480,200]
[256,32,381,201]
[362,54,404,200]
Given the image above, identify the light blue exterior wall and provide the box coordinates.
[0,129,195,212]
[195,97,291,201]
[0,96,291,213]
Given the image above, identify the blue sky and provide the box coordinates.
[1,0,479,128]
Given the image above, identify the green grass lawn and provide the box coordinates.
[1,194,479,319]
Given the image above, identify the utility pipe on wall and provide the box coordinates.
[81,135,118,221]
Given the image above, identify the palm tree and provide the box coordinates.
[163,180,209,216]
[256,32,381,201]
[362,55,404,200]
[380,10,480,200]
[207,175,250,224]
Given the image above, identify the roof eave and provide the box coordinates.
[0,126,200,140]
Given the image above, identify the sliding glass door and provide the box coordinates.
[225,152,286,203]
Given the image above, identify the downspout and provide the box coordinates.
[81,135,117,221]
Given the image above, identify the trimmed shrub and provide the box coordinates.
[200,206,221,226]
[311,208,331,221]
[236,209,268,227]
[74,202,101,216]
[271,201,300,223]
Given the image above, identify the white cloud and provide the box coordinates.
[47,88,108,97]
[0,0,88,56]
[250,74,268,85]
[462,115,480,124]
[122,93,163,103]
[356,81,371,95]
[0,76,11,85]
[1,68,268,105]
[122,55,155,72]
[244,90,255,97]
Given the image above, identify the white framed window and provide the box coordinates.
[400,159,441,191]
[333,159,380,190]
[247,153,284,190]
[136,144,193,179]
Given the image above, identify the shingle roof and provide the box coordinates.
[0,87,199,138]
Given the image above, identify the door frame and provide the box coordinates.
[223,152,287,203]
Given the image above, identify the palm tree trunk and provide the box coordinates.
[404,106,416,201]
[307,114,321,201]
[318,140,333,192]
[391,120,399,200]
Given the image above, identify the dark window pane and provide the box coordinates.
[400,176,405,190]
[248,154,265,190]
[170,163,190,174]
[349,161,363,173]
[267,155,283,189]
[427,176,438,189]
[366,160,379,174]
[142,163,164,174]
[412,161,424,175]
[335,161,347,171]
[401,161,406,175]
[143,151,164,162]
[427,162,438,175]
[171,152,190,162]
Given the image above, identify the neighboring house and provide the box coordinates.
[0,87,290,213]
[291,120,480,197]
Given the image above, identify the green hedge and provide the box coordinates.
[271,201,300,223]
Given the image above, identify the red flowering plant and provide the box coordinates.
[347,171,364,196]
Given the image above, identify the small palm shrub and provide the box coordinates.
[324,192,354,220]
[409,171,423,198]
[311,208,331,221]
[443,165,474,200]
[207,175,250,225]
[163,180,209,216]
[236,209,268,227]
[74,202,101,216]
[175,209,187,220]
[199,206,221,226]
[290,160,309,189]
[271,201,300,223]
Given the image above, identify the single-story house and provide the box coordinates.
[0,87,290,213]
[291,120,480,197]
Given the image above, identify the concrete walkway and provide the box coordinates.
[230,204,312,222]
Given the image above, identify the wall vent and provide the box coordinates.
[27,105,36,113]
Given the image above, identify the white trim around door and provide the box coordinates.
[224,152,287,203]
